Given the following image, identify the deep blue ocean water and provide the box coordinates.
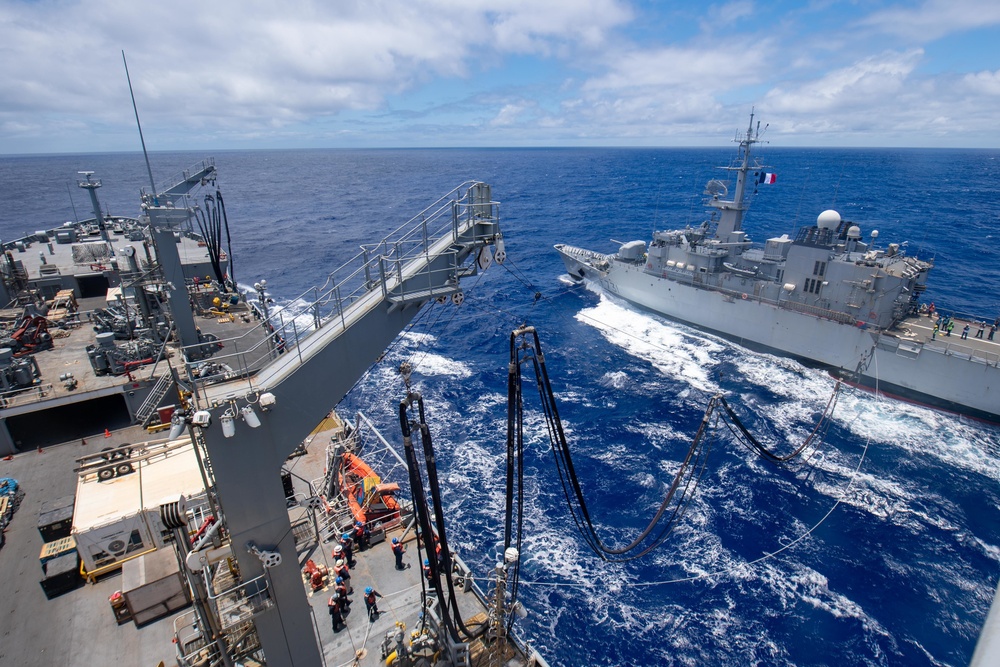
[2,146,999,666]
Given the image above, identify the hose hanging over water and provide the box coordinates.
[718,381,841,463]
[507,326,839,563]
[398,393,485,642]
[508,326,715,563]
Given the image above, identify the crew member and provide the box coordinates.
[340,533,355,567]
[334,576,351,610]
[364,586,383,620]
[391,537,406,570]
[353,520,370,550]
[328,595,344,632]
[333,558,351,583]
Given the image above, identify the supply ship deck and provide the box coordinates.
[0,418,540,667]
[0,159,543,666]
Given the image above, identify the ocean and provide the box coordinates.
[1,145,998,666]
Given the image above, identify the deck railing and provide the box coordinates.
[181,181,499,391]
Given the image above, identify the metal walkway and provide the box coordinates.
[186,181,501,408]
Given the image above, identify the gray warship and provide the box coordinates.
[555,114,1000,422]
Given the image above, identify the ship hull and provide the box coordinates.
[556,245,1000,422]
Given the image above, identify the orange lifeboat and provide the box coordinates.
[339,452,401,528]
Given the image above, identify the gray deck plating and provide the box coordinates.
[0,425,176,667]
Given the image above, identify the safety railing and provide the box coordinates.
[777,297,858,325]
[140,158,217,203]
[173,609,221,667]
[209,570,274,631]
[181,182,499,390]
[916,339,1000,367]
[656,270,862,326]
[0,383,53,408]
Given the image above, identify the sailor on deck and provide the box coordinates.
[333,558,351,583]
[364,586,383,621]
[334,576,351,610]
[353,520,370,550]
[328,595,345,632]
[391,537,406,570]
[340,533,356,567]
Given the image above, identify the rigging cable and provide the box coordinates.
[503,331,526,617]
[512,412,873,591]
[508,323,839,566]
[498,349,878,592]
[397,398,443,637]
[194,196,225,285]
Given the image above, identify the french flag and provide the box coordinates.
[758,172,776,184]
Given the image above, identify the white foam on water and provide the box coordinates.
[379,330,473,378]
[400,331,437,346]
[575,295,723,393]
[599,370,633,391]
[409,352,473,378]
[837,398,1000,482]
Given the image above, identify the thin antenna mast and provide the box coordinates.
[122,51,157,200]
[66,181,79,222]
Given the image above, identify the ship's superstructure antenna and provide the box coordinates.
[65,181,80,222]
[122,50,157,201]
[76,171,114,256]
[710,110,768,239]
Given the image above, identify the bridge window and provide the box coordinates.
[813,261,827,277]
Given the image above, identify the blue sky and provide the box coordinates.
[2,0,1000,153]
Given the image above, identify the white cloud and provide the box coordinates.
[490,102,528,127]
[700,0,756,32]
[486,0,632,54]
[0,0,631,149]
[763,50,923,113]
[1,0,1000,150]
[961,69,1000,96]
[859,0,1000,41]
[549,38,770,138]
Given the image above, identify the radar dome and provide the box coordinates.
[817,210,841,230]
[847,225,861,239]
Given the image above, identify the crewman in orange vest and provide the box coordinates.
[364,586,383,621]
